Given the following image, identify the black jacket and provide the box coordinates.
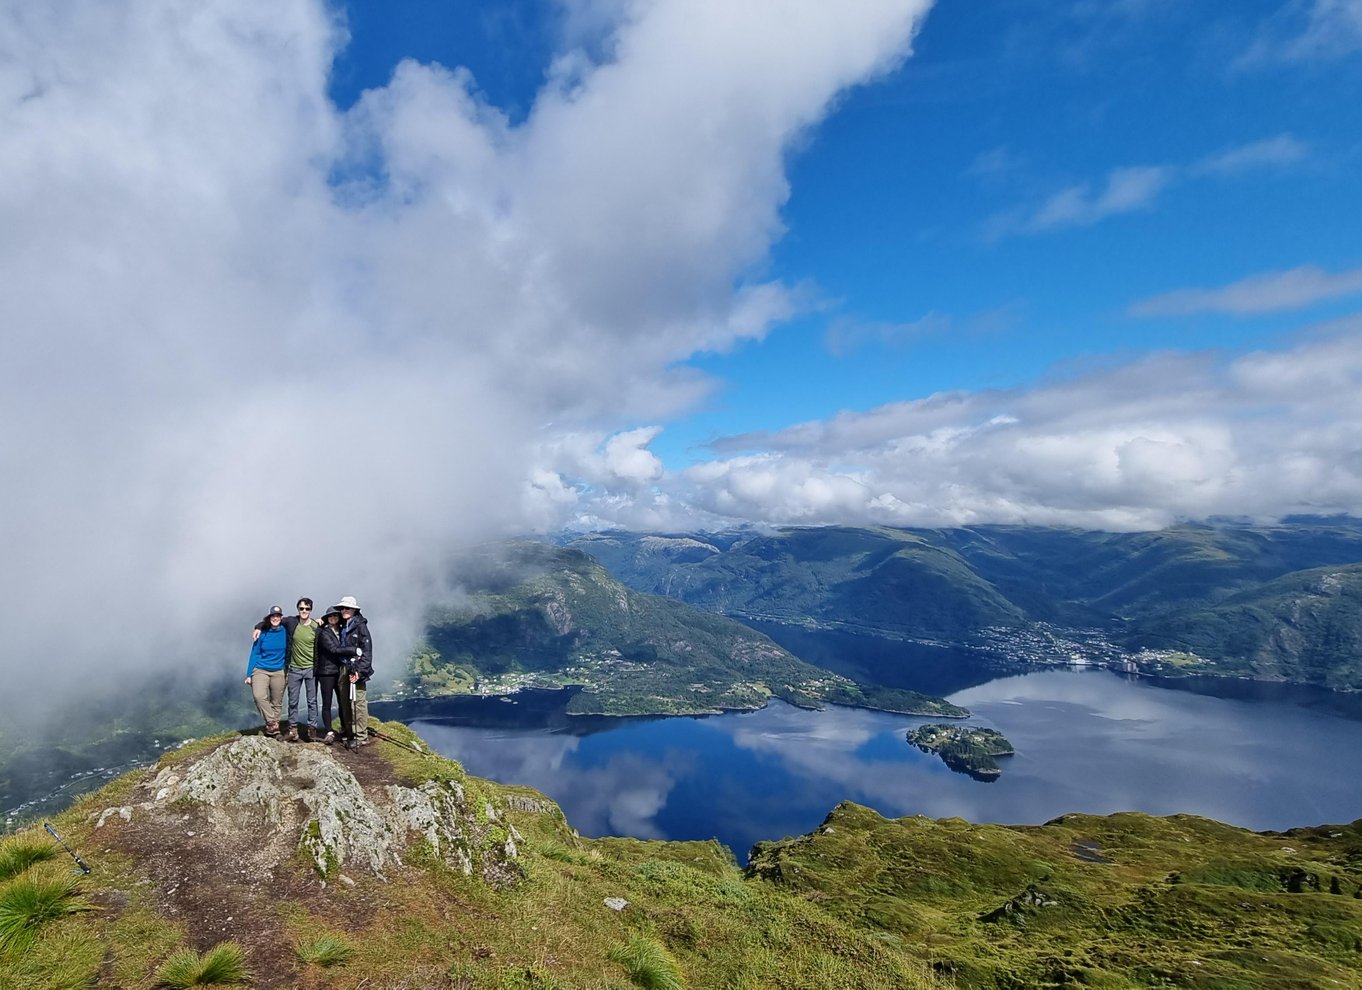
[341,613,374,684]
[315,625,358,679]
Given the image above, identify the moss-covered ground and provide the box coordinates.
[748,801,1362,988]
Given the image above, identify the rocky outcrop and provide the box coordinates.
[979,884,1059,923]
[92,736,524,886]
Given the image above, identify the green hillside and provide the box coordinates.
[1127,564,1362,689]
[749,801,1362,989]
[572,527,1027,639]
[401,542,963,717]
[935,521,1362,619]
[5,726,1360,990]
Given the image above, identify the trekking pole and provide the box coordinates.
[369,728,434,756]
[44,822,91,874]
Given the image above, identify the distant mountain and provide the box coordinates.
[569,520,1362,691]
[1127,564,1362,689]
[570,526,1027,639]
[932,521,1362,619]
[402,542,964,717]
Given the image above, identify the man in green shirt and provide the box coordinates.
[282,598,322,741]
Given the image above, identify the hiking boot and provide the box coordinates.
[344,737,358,751]
[323,731,335,746]
[286,726,299,742]
[298,726,311,743]
[264,722,280,737]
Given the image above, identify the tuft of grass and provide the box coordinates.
[156,941,252,988]
[0,874,90,955]
[0,921,104,990]
[296,932,354,967]
[0,839,58,882]
[608,935,685,990]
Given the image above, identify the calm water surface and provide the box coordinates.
[403,670,1362,862]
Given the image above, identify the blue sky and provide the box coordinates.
[3,0,1362,678]
[328,0,1362,469]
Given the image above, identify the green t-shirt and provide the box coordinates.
[290,619,319,670]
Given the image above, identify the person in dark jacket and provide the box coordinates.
[335,595,373,750]
[245,606,289,735]
[315,607,357,746]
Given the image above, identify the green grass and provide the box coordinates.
[0,874,90,955]
[0,922,104,990]
[155,941,252,988]
[0,839,58,881]
[608,935,685,990]
[296,931,355,967]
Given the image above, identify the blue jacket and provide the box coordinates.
[246,625,288,677]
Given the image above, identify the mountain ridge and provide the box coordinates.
[569,521,1362,691]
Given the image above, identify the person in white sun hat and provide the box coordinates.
[335,595,373,750]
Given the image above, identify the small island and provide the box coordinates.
[907,724,1015,781]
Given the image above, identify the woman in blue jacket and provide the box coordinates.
[245,606,289,736]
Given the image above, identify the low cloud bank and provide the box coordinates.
[0,0,930,713]
[540,323,1362,533]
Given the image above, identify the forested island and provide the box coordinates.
[907,724,1016,780]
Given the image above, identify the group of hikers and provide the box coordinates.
[244,596,373,751]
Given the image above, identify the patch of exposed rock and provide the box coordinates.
[93,736,524,886]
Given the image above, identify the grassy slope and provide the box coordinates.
[749,801,1362,989]
[5,725,1360,989]
[411,542,964,717]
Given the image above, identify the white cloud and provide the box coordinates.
[987,166,1171,237]
[986,134,1308,239]
[1193,134,1309,175]
[1029,166,1173,230]
[0,0,934,708]
[1131,263,1362,315]
[548,323,1362,532]
[1240,0,1362,65]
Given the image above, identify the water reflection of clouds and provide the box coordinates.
[412,673,1362,855]
[412,722,689,840]
[711,704,980,819]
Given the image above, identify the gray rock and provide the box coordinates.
[94,736,522,885]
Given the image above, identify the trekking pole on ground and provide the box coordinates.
[369,728,433,756]
[44,822,91,874]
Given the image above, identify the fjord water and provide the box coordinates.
[405,668,1362,862]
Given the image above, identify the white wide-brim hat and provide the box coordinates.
[335,595,360,610]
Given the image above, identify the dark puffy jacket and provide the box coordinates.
[315,625,357,679]
[341,613,374,684]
